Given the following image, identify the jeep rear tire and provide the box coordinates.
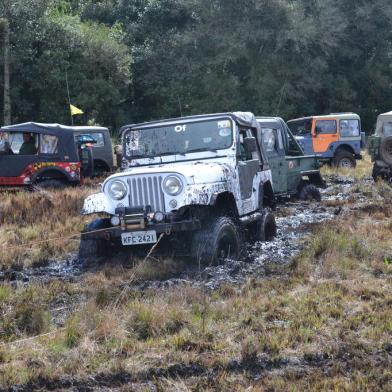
[34,179,66,190]
[379,136,392,166]
[298,184,321,202]
[247,208,277,243]
[79,218,111,260]
[191,216,241,265]
[333,151,356,168]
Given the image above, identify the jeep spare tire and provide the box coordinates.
[380,136,392,166]
[191,216,241,265]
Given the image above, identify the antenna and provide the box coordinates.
[65,70,73,126]
[177,95,183,117]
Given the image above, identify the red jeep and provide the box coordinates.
[0,122,94,189]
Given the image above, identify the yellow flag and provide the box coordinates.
[70,104,84,116]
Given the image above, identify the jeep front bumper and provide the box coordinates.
[81,206,201,241]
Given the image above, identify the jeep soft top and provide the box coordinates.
[0,122,95,188]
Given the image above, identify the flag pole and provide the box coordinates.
[65,70,73,126]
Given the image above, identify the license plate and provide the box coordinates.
[121,230,157,246]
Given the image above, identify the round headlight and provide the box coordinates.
[163,175,183,196]
[108,180,127,200]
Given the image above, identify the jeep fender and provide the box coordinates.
[31,167,73,183]
[330,142,359,157]
[82,192,113,215]
[209,191,239,216]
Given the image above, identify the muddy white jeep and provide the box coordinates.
[80,112,276,264]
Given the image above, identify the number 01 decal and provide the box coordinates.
[175,125,187,133]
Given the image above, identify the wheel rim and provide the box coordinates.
[216,230,237,261]
[338,157,353,168]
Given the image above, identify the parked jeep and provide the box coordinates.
[72,126,114,175]
[80,112,277,264]
[287,113,366,168]
[257,117,325,201]
[368,111,392,183]
[0,122,94,189]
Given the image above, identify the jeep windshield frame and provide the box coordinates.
[123,117,234,160]
[287,118,313,136]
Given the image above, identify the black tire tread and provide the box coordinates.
[298,184,321,202]
[247,208,277,242]
[34,179,66,190]
[191,216,241,265]
[79,219,111,260]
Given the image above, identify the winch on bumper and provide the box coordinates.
[81,205,201,245]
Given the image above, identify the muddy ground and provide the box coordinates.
[0,175,377,322]
[0,174,374,289]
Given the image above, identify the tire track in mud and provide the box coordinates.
[0,175,377,290]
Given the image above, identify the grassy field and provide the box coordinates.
[0,157,391,391]
[0,180,99,268]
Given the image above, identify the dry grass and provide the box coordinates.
[320,151,373,179]
[0,183,99,268]
[0,158,391,390]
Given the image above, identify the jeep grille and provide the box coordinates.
[127,176,165,212]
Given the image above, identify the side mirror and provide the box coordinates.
[243,137,257,153]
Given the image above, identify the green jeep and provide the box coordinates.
[256,117,325,201]
[368,111,392,183]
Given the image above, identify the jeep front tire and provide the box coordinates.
[191,216,241,265]
[79,218,111,261]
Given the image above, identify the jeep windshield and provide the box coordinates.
[123,118,233,160]
[288,119,312,136]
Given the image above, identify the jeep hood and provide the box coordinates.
[104,161,234,186]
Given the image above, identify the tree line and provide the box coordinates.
[1,0,392,133]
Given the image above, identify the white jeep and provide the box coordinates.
[80,112,276,264]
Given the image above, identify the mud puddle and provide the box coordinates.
[0,253,83,284]
[0,175,376,289]
[138,202,335,291]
